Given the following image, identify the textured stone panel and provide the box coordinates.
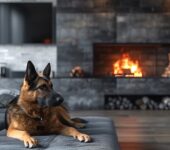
[57,12,116,76]
[117,14,170,43]
[57,0,116,12]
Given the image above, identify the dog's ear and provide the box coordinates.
[25,61,38,84]
[43,63,51,79]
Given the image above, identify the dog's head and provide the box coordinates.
[21,60,64,107]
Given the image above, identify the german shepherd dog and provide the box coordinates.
[6,61,91,148]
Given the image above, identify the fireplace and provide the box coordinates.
[93,43,170,77]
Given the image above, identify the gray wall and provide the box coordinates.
[1,0,170,77]
[0,4,11,43]
[57,12,115,76]
[1,0,170,110]
[57,0,116,77]
[0,45,57,73]
[57,0,170,77]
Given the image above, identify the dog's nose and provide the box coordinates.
[54,95,64,105]
[47,92,64,106]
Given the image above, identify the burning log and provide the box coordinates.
[113,53,143,77]
[114,69,135,77]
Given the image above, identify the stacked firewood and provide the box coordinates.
[105,97,134,110]
[162,53,170,77]
[105,96,170,110]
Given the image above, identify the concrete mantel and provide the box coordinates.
[0,78,170,110]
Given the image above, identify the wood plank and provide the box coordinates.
[71,110,170,150]
[120,142,170,150]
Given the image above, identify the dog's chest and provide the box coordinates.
[21,116,52,134]
[24,111,60,134]
[8,103,60,134]
[34,118,46,131]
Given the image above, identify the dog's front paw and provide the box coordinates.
[74,133,91,143]
[23,135,38,148]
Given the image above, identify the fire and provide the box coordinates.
[113,53,142,77]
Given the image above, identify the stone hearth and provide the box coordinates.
[1,78,170,110]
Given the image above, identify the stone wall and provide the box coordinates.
[0,0,170,110]
[57,12,115,76]
[117,14,170,43]
[57,0,170,77]
[1,0,170,77]
[56,0,116,76]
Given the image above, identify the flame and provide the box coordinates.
[113,53,142,77]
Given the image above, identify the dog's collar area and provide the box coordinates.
[36,117,45,131]
[36,116,45,131]
[18,104,44,121]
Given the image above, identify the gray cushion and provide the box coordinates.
[0,117,119,150]
[0,89,19,108]
[0,109,6,129]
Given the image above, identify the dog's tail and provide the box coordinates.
[71,118,88,123]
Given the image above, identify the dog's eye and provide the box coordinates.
[38,85,48,91]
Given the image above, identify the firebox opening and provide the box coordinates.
[93,43,170,78]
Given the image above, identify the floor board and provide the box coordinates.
[71,110,170,150]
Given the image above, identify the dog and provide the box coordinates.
[6,61,91,148]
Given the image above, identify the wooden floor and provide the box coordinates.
[71,110,170,150]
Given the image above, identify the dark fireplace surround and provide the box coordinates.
[92,43,170,110]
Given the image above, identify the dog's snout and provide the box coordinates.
[54,94,64,105]
[37,89,64,107]
[47,90,64,107]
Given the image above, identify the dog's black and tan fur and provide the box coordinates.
[6,61,91,148]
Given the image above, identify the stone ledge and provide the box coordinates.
[0,78,170,110]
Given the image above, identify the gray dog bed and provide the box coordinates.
[0,116,120,150]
